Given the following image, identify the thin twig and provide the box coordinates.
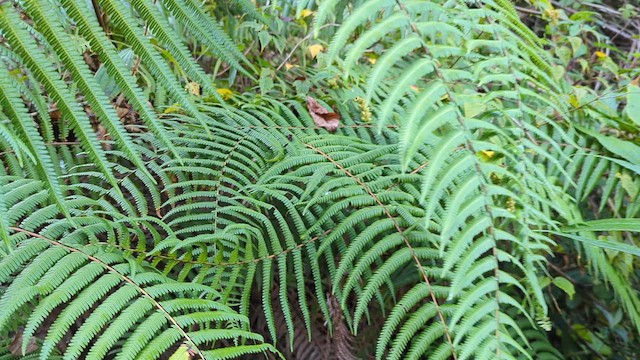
[131,0,158,76]
[276,23,339,72]
[215,41,256,78]
[551,0,638,42]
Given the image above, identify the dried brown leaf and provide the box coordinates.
[10,327,39,355]
[307,96,340,132]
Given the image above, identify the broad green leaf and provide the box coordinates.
[626,83,640,127]
[562,218,640,232]
[576,124,640,167]
[259,68,274,94]
[552,232,640,257]
[258,30,271,51]
[552,277,575,300]
[168,344,191,360]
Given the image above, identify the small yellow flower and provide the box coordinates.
[185,82,200,96]
[308,44,324,59]
[216,88,233,100]
[354,97,372,122]
[595,51,607,59]
[543,8,560,25]
[300,9,313,18]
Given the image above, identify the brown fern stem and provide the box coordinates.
[9,226,207,360]
[303,141,457,358]
[90,228,332,268]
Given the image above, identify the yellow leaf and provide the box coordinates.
[569,94,580,108]
[477,150,495,162]
[285,63,295,71]
[163,103,182,114]
[300,9,313,18]
[308,44,324,59]
[482,150,495,158]
[595,51,607,58]
[216,88,233,100]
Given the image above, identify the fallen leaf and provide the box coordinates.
[308,44,324,59]
[49,103,61,122]
[10,327,39,355]
[96,124,112,151]
[116,105,129,119]
[114,94,142,131]
[83,51,100,71]
[307,96,340,132]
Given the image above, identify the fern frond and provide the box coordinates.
[25,0,156,184]
[61,0,182,160]
[162,0,255,77]
[0,64,71,218]
[0,230,271,359]
[98,0,212,132]
[0,5,121,193]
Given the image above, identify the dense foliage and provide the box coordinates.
[0,0,639,358]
